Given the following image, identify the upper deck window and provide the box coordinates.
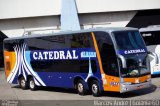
[113,31,146,50]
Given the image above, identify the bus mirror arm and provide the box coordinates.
[117,54,127,68]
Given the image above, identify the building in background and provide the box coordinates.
[0,0,160,38]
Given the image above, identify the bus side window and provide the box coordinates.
[26,35,67,50]
[94,32,119,77]
[71,33,94,48]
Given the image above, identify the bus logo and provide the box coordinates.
[31,49,96,61]
[118,49,146,55]
[124,49,145,54]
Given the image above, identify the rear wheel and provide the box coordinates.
[76,80,87,95]
[29,78,37,91]
[19,77,28,90]
[91,80,101,97]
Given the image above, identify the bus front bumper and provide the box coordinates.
[120,80,151,93]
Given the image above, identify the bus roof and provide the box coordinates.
[4,27,138,41]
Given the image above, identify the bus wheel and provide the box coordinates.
[29,78,37,91]
[19,77,28,90]
[76,80,87,95]
[91,80,101,97]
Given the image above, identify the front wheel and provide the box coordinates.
[91,80,101,97]
[29,78,37,91]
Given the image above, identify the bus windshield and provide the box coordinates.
[113,31,149,78]
[113,31,146,50]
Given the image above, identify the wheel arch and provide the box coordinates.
[18,74,24,80]
[87,76,103,91]
[73,76,86,89]
[27,75,33,82]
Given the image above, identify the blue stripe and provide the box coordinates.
[152,71,160,75]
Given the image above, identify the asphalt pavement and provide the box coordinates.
[0,70,160,106]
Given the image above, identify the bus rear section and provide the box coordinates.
[3,28,151,96]
[140,26,160,75]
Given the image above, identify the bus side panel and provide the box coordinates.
[4,50,17,83]
[103,75,120,92]
[36,72,88,88]
[4,42,47,86]
[33,58,102,89]
[91,32,120,92]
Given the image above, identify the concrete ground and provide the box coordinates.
[0,70,160,106]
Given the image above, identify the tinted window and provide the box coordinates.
[113,31,146,50]
[25,36,67,50]
[4,39,24,51]
[71,33,93,48]
[26,33,94,50]
[4,33,93,51]
[95,32,119,76]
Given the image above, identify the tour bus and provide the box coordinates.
[3,27,151,96]
[140,25,160,75]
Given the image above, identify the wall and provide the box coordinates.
[0,16,60,37]
[0,0,159,19]
[0,11,136,37]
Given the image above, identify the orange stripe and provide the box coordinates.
[4,51,16,78]
[91,32,104,74]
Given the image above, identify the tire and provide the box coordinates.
[76,80,87,95]
[91,80,101,97]
[29,78,37,91]
[19,77,28,90]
